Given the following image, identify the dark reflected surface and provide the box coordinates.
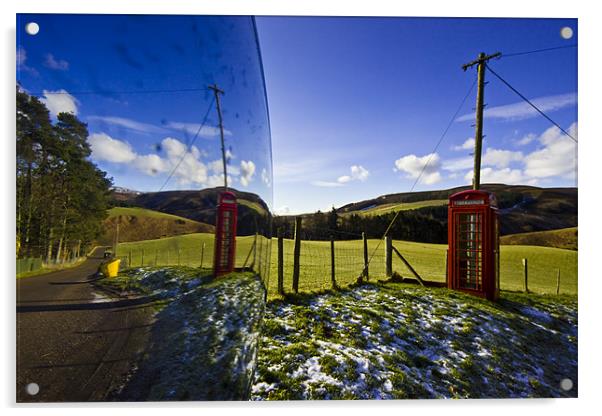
[17,14,272,402]
[17,13,273,270]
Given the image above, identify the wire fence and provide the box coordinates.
[111,232,577,297]
[266,236,577,297]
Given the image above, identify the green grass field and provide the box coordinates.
[341,199,448,217]
[116,233,577,296]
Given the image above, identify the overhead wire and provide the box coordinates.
[29,87,209,96]
[157,96,216,192]
[485,64,577,143]
[360,74,478,276]
[500,44,577,59]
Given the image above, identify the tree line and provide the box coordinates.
[273,206,448,243]
[17,87,112,262]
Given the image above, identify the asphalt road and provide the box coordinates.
[16,247,155,402]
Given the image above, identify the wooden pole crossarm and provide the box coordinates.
[461,52,501,71]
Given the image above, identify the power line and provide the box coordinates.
[485,64,577,143]
[410,76,478,191]
[501,44,577,59]
[29,87,209,96]
[361,76,478,275]
[157,97,215,192]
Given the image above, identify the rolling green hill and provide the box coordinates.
[101,207,214,244]
[340,199,449,217]
[501,227,577,251]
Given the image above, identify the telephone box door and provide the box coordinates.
[453,211,484,292]
[213,191,238,277]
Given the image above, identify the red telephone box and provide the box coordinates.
[213,191,238,277]
[447,190,500,301]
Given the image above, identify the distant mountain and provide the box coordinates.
[337,184,577,236]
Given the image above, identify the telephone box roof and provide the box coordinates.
[449,189,497,207]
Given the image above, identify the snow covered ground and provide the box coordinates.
[252,284,577,400]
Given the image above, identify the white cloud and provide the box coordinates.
[454,123,576,186]
[482,148,524,168]
[89,130,263,189]
[206,173,234,188]
[453,137,475,151]
[17,46,27,67]
[161,137,209,185]
[208,158,240,176]
[516,133,537,146]
[457,93,577,122]
[261,168,271,187]
[88,133,137,163]
[523,123,577,179]
[464,167,534,185]
[240,160,256,187]
[442,156,473,172]
[443,149,523,172]
[275,206,291,216]
[16,47,38,76]
[87,116,165,135]
[44,53,69,70]
[336,165,370,184]
[132,154,167,176]
[89,134,212,186]
[394,153,442,185]
[40,89,79,117]
[165,121,231,138]
[311,180,345,188]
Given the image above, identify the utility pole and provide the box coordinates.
[462,52,501,190]
[113,217,120,257]
[209,84,228,189]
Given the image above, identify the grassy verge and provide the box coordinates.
[252,282,577,400]
[16,257,87,279]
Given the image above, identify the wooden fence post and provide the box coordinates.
[292,217,302,293]
[385,235,392,278]
[253,232,258,269]
[200,242,206,269]
[277,229,284,295]
[556,268,561,295]
[522,258,529,293]
[128,250,132,268]
[330,235,337,289]
[178,248,181,266]
[255,233,263,276]
[363,232,369,282]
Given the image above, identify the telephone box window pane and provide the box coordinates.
[456,212,483,290]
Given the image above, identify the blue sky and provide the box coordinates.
[17,15,577,215]
[257,16,577,214]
